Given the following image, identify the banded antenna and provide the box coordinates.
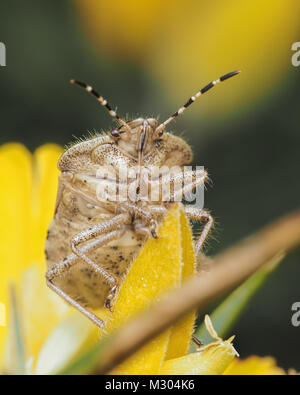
[154,70,241,138]
[70,79,132,138]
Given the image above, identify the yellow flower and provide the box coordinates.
[0,143,286,375]
[224,356,285,375]
[75,0,300,121]
[160,339,237,375]
[0,143,237,375]
[75,0,172,63]
[0,143,64,367]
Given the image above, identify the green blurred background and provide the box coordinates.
[0,0,299,370]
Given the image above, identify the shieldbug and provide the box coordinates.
[45,71,240,329]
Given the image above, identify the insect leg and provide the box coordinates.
[46,280,105,329]
[70,214,130,310]
[184,206,214,259]
[119,201,158,238]
[142,168,207,203]
[148,205,168,215]
[46,215,126,281]
[133,205,169,237]
[46,227,125,329]
[170,169,208,202]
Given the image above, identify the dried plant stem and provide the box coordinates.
[96,209,300,374]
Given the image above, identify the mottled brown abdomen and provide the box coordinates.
[45,189,146,308]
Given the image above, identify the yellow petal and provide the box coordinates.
[31,204,196,375]
[21,266,69,365]
[35,311,97,375]
[31,144,63,265]
[0,303,5,328]
[152,0,300,120]
[76,0,300,121]
[160,338,238,375]
[224,356,285,375]
[0,144,63,368]
[164,209,196,360]
[75,0,172,62]
[3,265,70,373]
[0,144,32,362]
[104,204,195,374]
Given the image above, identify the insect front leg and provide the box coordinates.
[149,203,213,265]
[184,206,214,268]
[144,168,207,203]
[171,169,207,202]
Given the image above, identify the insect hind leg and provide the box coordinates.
[46,279,105,329]
[46,217,127,328]
[46,227,125,328]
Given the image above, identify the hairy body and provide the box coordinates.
[45,71,239,328]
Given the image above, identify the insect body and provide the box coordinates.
[45,71,240,328]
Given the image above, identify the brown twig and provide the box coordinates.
[94,209,300,374]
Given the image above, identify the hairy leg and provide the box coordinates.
[144,168,207,203]
[46,279,105,329]
[46,228,125,328]
[172,169,207,202]
[184,206,214,261]
[71,214,129,310]
[118,201,158,238]
[46,215,128,327]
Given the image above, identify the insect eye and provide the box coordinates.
[153,130,164,140]
[110,129,120,138]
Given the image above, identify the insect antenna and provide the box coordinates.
[154,70,241,137]
[70,79,132,137]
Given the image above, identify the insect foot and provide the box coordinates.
[105,284,118,312]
